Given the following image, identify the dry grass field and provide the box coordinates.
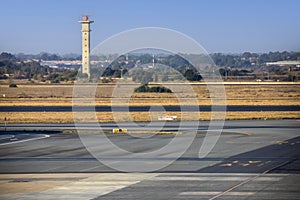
[0,84,299,106]
[1,111,299,124]
[0,83,299,123]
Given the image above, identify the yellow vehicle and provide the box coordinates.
[112,128,128,133]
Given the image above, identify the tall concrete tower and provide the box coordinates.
[79,15,94,78]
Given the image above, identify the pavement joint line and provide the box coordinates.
[79,165,102,172]
[39,166,63,173]
[180,191,257,196]
[208,160,293,200]
[152,176,282,181]
[79,160,122,172]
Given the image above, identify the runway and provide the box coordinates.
[0,105,300,112]
[0,120,299,199]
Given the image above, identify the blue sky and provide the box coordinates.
[1,0,300,54]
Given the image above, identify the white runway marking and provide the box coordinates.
[0,135,13,140]
[0,134,50,146]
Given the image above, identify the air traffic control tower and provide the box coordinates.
[79,15,94,78]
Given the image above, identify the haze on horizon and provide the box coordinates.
[1,0,300,55]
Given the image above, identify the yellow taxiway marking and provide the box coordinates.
[224,131,253,137]
[275,141,288,145]
[219,160,262,168]
[249,160,261,164]
[220,163,232,167]
[238,132,252,136]
[241,163,250,167]
[257,163,265,167]
[146,161,190,165]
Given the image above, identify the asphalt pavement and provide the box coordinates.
[0,120,299,199]
[0,105,300,112]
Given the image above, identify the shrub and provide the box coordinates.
[134,85,172,93]
[51,79,60,83]
[9,83,17,88]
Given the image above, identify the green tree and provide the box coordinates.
[184,69,202,81]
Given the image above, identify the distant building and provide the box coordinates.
[266,60,300,68]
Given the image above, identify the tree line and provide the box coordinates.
[0,52,77,83]
[1,51,299,83]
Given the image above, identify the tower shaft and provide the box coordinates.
[79,16,94,78]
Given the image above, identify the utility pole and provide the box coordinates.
[4,116,6,132]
